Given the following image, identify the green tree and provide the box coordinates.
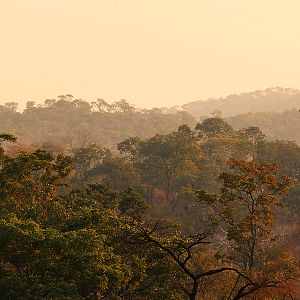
[195,117,234,139]
[0,216,126,299]
[72,144,110,181]
[138,127,201,201]
[117,137,142,164]
[0,147,72,224]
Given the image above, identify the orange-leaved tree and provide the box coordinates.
[197,159,299,299]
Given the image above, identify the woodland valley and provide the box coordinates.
[0,87,300,299]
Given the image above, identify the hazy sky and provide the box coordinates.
[1,0,300,108]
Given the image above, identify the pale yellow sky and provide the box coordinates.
[1,0,300,108]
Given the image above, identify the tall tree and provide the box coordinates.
[197,159,299,299]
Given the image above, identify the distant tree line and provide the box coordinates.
[0,95,195,151]
[2,91,300,153]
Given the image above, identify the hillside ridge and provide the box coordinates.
[164,87,300,117]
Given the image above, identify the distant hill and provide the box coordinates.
[180,87,300,118]
[227,108,300,144]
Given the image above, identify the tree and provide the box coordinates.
[195,117,234,139]
[236,126,265,145]
[44,98,57,107]
[114,99,135,113]
[136,128,201,205]
[4,102,18,112]
[91,98,110,112]
[72,144,110,180]
[132,220,256,300]
[62,184,178,299]
[0,216,125,299]
[89,156,141,191]
[197,159,299,299]
[0,147,72,223]
[72,98,92,114]
[0,133,17,162]
[119,187,147,217]
[25,101,35,109]
[117,137,142,164]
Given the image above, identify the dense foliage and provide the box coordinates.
[0,115,300,299]
[0,95,195,151]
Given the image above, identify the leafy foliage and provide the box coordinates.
[0,113,299,299]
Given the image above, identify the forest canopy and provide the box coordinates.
[0,111,299,299]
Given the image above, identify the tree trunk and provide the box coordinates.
[190,280,199,300]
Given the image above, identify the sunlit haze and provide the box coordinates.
[1,0,300,108]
